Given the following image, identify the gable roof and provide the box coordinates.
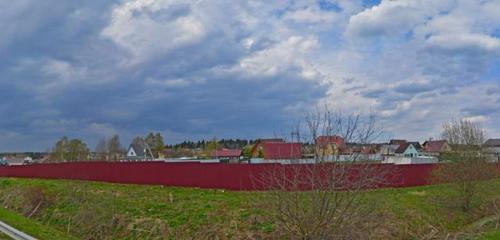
[211,149,242,158]
[423,140,448,153]
[484,139,500,147]
[316,136,345,148]
[129,143,146,157]
[263,142,302,159]
[390,139,407,145]
[395,142,411,154]
[408,141,422,150]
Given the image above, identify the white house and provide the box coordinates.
[395,143,419,158]
[125,143,153,160]
[484,139,500,162]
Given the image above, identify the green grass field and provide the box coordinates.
[0,206,75,239]
[0,177,498,239]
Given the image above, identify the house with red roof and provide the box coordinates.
[211,148,242,162]
[422,140,451,156]
[315,135,345,160]
[262,142,302,159]
[250,139,302,159]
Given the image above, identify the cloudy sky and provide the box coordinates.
[1,0,499,151]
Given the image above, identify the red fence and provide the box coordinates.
[0,162,440,190]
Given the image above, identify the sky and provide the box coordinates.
[0,0,499,151]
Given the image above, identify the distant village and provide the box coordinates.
[1,136,499,166]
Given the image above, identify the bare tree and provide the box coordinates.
[433,119,497,212]
[94,135,124,161]
[256,106,390,239]
[108,134,125,161]
[95,138,109,161]
[442,119,485,146]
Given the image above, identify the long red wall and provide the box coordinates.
[0,162,438,190]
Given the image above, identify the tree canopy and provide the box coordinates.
[49,137,90,162]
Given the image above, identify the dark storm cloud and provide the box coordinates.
[0,0,327,151]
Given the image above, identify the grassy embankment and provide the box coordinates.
[0,177,498,239]
[0,206,75,239]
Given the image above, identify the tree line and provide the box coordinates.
[170,139,257,150]
[47,132,165,162]
[46,134,260,162]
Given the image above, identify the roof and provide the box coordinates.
[316,136,345,148]
[343,143,379,154]
[395,142,411,154]
[258,138,284,143]
[2,156,27,165]
[408,141,422,150]
[129,143,146,157]
[423,140,448,153]
[250,138,285,156]
[382,144,400,151]
[389,139,407,145]
[211,149,242,158]
[484,139,500,147]
[263,142,302,159]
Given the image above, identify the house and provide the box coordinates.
[211,148,242,162]
[395,142,419,157]
[316,136,345,148]
[260,142,302,159]
[250,138,284,158]
[342,143,379,155]
[389,139,407,145]
[408,141,422,151]
[339,143,382,161]
[315,135,345,159]
[484,139,500,150]
[126,143,154,160]
[378,144,400,156]
[1,156,32,166]
[381,141,439,164]
[484,139,500,162]
[422,140,451,156]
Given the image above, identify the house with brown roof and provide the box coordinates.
[395,143,419,158]
[211,148,242,162]
[422,140,451,156]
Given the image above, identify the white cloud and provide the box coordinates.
[102,0,206,63]
[283,6,337,24]
[235,36,320,77]
[425,33,500,54]
[346,0,452,38]
[1,0,500,150]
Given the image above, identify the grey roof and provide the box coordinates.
[408,141,422,150]
[484,139,500,147]
[129,143,146,157]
